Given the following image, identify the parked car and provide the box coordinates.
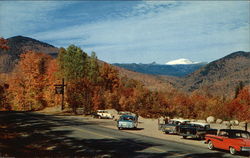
[114,111,137,121]
[117,115,138,130]
[96,110,113,119]
[179,122,217,140]
[159,119,190,134]
[205,129,250,155]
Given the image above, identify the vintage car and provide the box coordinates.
[159,119,190,134]
[96,110,113,119]
[205,129,250,155]
[113,111,136,121]
[179,122,217,140]
[117,115,138,130]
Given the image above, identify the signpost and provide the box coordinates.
[54,78,66,110]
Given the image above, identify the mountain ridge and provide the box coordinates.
[113,63,206,77]
[0,36,59,73]
[179,51,250,97]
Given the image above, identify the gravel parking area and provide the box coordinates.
[38,108,249,150]
[66,116,208,148]
[65,115,249,148]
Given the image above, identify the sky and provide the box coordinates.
[0,1,249,64]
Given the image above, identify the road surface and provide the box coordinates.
[0,112,248,158]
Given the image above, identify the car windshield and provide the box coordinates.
[229,131,250,139]
[120,116,135,121]
[204,125,210,129]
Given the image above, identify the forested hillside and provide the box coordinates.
[181,51,250,98]
[0,36,58,73]
[0,37,249,121]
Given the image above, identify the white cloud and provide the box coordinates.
[1,1,249,63]
[0,1,74,37]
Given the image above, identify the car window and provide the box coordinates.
[241,132,250,139]
[219,131,229,137]
[231,132,250,139]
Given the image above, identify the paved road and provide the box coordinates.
[0,112,248,158]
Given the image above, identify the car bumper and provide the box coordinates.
[241,147,250,152]
[118,123,136,129]
[164,129,176,133]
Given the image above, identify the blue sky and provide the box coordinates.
[0,1,249,64]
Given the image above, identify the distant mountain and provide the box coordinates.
[0,36,59,73]
[113,63,206,77]
[179,51,250,97]
[166,58,199,65]
[113,65,175,92]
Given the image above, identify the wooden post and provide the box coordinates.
[61,78,65,111]
[54,78,66,111]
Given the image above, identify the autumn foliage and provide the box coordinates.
[7,51,53,110]
[0,43,249,122]
[0,37,9,50]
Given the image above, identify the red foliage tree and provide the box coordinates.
[227,87,250,121]
[43,59,61,107]
[0,37,9,50]
[67,78,94,114]
[100,63,120,91]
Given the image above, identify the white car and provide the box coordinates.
[96,110,113,119]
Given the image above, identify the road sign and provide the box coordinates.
[54,78,66,110]
[55,86,64,94]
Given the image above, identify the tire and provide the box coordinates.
[208,141,214,150]
[199,136,204,140]
[118,127,122,130]
[183,136,187,139]
[229,147,237,155]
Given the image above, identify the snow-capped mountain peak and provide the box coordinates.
[166,58,199,65]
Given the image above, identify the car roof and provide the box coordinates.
[120,114,135,118]
[220,129,249,133]
[171,119,190,122]
[118,111,131,114]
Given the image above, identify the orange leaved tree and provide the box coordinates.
[8,51,52,110]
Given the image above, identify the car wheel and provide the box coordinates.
[183,136,187,139]
[118,127,122,130]
[208,141,214,150]
[229,147,237,155]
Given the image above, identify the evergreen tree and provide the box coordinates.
[86,51,100,84]
[235,81,244,98]
[58,45,87,81]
